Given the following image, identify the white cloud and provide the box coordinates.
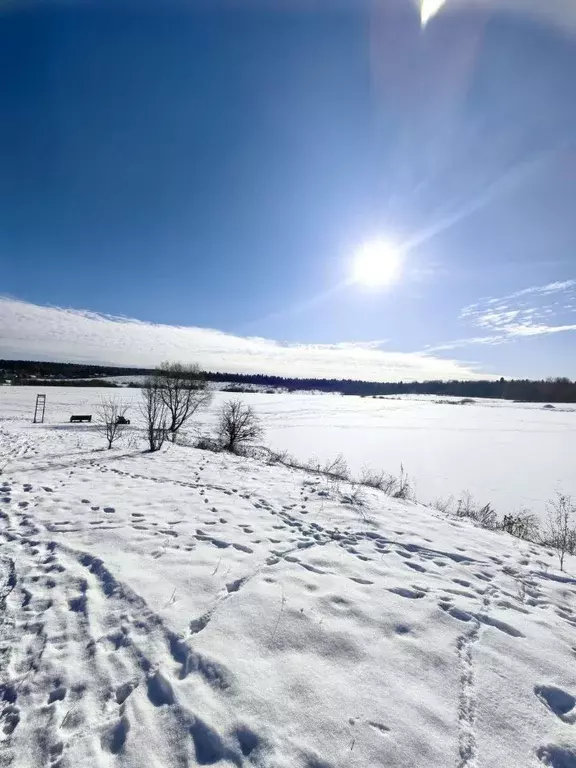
[508,280,576,299]
[461,281,576,334]
[505,323,576,337]
[424,335,508,352]
[0,296,489,382]
[429,280,576,351]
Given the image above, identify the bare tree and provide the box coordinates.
[154,362,212,442]
[140,378,168,452]
[96,397,129,449]
[546,493,576,571]
[217,399,263,453]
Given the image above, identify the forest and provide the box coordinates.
[1,359,575,403]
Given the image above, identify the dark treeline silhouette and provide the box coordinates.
[207,371,576,402]
[0,360,151,379]
[1,360,575,403]
[12,378,119,388]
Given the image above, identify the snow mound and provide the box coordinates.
[0,419,575,767]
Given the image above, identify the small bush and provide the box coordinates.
[501,511,539,540]
[195,435,221,452]
[432,496,455,514]
[392,464,413,500]
[320,454,350,481]
[454,492,498,530]
[359,466,387,490]
[96,396,129,449]
[265,448,292,466]
[341,484,366,507]
[545,493,576,571]
[358,464,413,499]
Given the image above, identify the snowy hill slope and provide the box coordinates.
[1,421,576,768]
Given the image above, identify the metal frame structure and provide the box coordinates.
[33,394,46,424]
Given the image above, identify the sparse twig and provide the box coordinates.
[60,702,78,729]
[545,493,576,571]
[270,587,286,642]
[164,588,177,607]
[515,579,527,604]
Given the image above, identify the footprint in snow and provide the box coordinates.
[48,685,67,704]
[535,685,576,723]
[232,543,253,554]
[367,721,390,734]
[48,741,64,763]
[388,587,425,599]
[101,716,130,754]
[146,669,174,707]
[536,743,576,766]
[211,539,231,549]
[346,576,372,585]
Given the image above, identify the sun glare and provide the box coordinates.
[352,240,402,288]
[420,0,446,26]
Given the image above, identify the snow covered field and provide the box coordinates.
[1,388,576,767]
[2,387,575,519]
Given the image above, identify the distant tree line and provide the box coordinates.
[1,359,575,403]
[201,371,576,403]
[10,378,119,388]
[0,360,151,379]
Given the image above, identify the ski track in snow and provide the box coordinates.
[1,408,576,767]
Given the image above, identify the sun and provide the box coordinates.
[351,240,402,288]
[420,0,446,26]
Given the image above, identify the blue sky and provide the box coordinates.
[1,1,575,380]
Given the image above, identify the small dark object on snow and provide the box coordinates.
[70,414,92,423]
[115,416,130,425]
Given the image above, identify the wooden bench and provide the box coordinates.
[69,415,92,423]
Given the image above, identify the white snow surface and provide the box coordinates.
[1,393,576,767]
[2,386,575,518]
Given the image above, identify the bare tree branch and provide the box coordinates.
[153,362,212,442]
[96,397,129,449]
[216,399,263,453]
[140,378,168,452]
[546,493,576,571]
